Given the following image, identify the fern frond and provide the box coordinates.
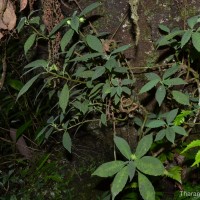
[164,166,182,183]
[181,140,200,154]
[191,150,200,167]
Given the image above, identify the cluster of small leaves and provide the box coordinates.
[16,3,134,153]
[93,134,166,200]
[139,64,189,106]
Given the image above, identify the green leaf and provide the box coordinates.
[59,84,70,113]
[162,64,179,79]
[116,86,122,97]
[165,166,182,183]
[121,79,135,85]
[111,44,131,55]
[92,66,106,80]
[17,74,41,100]
[187,15,199,29]
[75,70,94,78]
[86,35,103,53]
[92,161,126,177]
[114,136,132,160]
[114,94,120,105]
[62,131,72,153]
[163,78,187,86]
[155,85,166,106]
[101,113,107,126]
[158,24,170,33]
[181,29,193,48]
[181,140,200,153]
[135,156,165,176]
[29,16,40,25]
[24,33,36,55]
[166,127,175,143]
[49,19,67,37]
[172,125,187,136]
[155,129,166,141]
[24,59,48,69]
[105,58,117,72]
[192,150,200,167]
[7,79,23,91]
[61,29,74,52]
[145,73,161,81]
[122,87,131,95]
[127,161,136,181]
[166,109,179,124]
[89,83,104,96]
[139,79,160,94]
[135,134,153,158]
[192,32,200,52]
[79,2,102,17]
[172,90,190,105]
[138,172,155,200]
[71,15,79,33]
[111,166,129,200]
[17,17,26,32]
[145,120,166,128]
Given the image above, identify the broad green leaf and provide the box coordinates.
[172,90,190,105]
[116,86,122,97]
[192,32,200,52]
[61,29,74,52]
[111,78,119,86]
[111,166,129,200]
[165,166,182,183]
[166,109,179,124]
[35,125,49,140]
[155,85,166,106]
[166,127,175,143]
[101,113,107,126]
[181,29,193,48]
[62,131,72,153]
[135,156,165,176]
[127,161,136,181]
[24,33,36,55]
[138,172,155,200]
[17,17,26,32]
[105,58,117,72]
[145,72,161,81]
[86,35,103,53]
[145,120,166,128]
[92,161,126,177]
[17,74,41,100]
[75,70,94,78]
[187,15,199,29]
[155,129,166,141]
[181,140,200,153]
[59,84,69,113]
[163,78,187,86]
[111,44,131,55]
[79,2,102,16]
[92,66,106,80]
[29,16,40,25]
[135,134,153,158]
[158,24,170,33]
[114,136,132,160]
[172,125,187,136]
[24,59,48,69]
[114,94,120,105]
[71,15,79,33]
[89,83,104,96]
[114,66,128,73]
[7,79,23,91]
[121,79,135,85]
[122,87,131,95]
[139,79,160,94]
[162,64,179,79]
[49,19,67,36]
[192,150,200,167]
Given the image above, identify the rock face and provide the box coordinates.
[77,0,200,66]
